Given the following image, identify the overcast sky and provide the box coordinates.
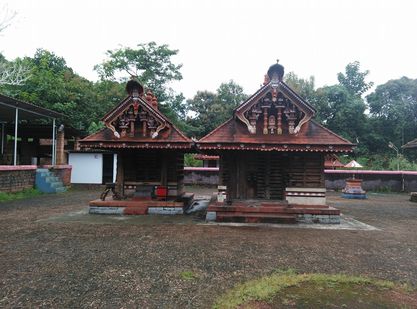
[1,0,416,99]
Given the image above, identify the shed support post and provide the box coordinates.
[52,118,56,165]
[13,108,19,166]
[1,122,4,155]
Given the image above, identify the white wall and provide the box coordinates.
[113,154,117,183]
[69,153,103,184]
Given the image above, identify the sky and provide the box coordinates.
[1,0,417,99]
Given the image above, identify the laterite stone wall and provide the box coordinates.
[0,166,37,193]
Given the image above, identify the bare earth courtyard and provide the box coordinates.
[1,188,417,308]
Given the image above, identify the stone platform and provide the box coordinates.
[206,200,340,224]
[89,198,186,215]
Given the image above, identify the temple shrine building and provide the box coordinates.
[199,62,355,223]
[79,79,193,215]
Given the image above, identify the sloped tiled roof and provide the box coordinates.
[198,118,354,152]
[79,95,192,150]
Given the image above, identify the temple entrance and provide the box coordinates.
[254,152,286,200]
[220,152,287,200]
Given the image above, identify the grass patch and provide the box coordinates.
[213,270,415,309]
[0,188,43,203]
[180,270,198,281]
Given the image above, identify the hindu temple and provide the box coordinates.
[198,62,355,223]
[79,79,193,215]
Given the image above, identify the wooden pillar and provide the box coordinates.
[176,152,184,196]
[116,151,124,198]
[277,107,282,135]
[263,107,268,135]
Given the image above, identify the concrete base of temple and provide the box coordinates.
[285,187,326,205]
[88,198,188,215]
[206,200,340,224]
[341,193,367,199]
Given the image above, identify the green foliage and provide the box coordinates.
[313,85,367,144]
[388,154,417,171]
[94,42,185,122]
[367,77,417,149]
[184,153,203,167]
[185,80,247,138]
[179,270,198,280]
[337,61,374,96]
[0,188,42,203]
[284,72,316,103]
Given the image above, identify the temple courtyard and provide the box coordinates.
[1,188,417,308]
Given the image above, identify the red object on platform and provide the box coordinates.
[155,186,168,198]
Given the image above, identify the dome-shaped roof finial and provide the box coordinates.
[267,60,285,81]
[125,77,144,98]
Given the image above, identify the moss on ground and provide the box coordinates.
[0,188,43,203]
[214,269,415,309]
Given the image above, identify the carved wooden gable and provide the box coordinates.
[235,62,316,136]
[101,81,171,140]
[80,79,192,149]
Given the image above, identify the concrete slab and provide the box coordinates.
[201,214,379,231]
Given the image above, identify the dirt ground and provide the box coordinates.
[0,187,417,308]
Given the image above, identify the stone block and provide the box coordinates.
[147,207,183,215]
[89,206,124,215]
[206,211,217,221]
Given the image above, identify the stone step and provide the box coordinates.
[216,212,297,224]
[55,187,67,193]
[49,181,64,188]
[45,176,59,183]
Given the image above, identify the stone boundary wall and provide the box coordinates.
[184,167,417,192]
[184,167,219,186]
[325,170,417,192]
[0,165,72,193]
[0,165,37,193]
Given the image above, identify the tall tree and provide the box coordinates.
[185,80,247,138]
[0,4,29,86]
[284,72,316,103]
[94,42,185,127]
[0,49,107,131]
[314,85,367,144]
[337,61,374,96]
[367,77,417,148]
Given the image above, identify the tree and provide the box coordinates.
[0,54,30,86]
[95,42,182,101]
[367,77,417,148]
[337,61,374,96]
[0,49,107,131]
[314,85,367,145]
[185,80,247,138]
[284,72,316,103]
[0,3,30,86]
[94,42,186,128]
[0,1,15,33]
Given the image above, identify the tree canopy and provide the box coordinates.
[1,44,417,170]
[185,80,247,138]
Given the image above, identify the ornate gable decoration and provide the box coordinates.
[101,79,170,140]
[235,62,316,136]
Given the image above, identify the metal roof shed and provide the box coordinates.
[0,93,63,165]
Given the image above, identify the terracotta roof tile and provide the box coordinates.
[198,118,354,152]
